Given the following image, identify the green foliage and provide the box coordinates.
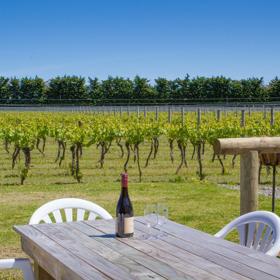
[20,76,46,100]
[133,76,155,99]
[88,77,102,102]
[0,75,275,103]
[101,76,133,99]
[0,76,10,99]
[268,77,280,98]
[47,76,88,100]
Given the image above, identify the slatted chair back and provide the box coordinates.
[215,211,280,256]
[0,258,35,280]
[29,198,112,225]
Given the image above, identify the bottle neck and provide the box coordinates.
[121,186,128,196]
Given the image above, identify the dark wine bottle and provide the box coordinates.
[116,173,134,238]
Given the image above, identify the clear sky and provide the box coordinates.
[0,0,279,82]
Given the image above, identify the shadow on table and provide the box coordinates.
[89,234,116,238]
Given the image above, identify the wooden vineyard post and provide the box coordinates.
[168,106,172,123]
[155,106,159,121]
[271,107,274,127]
[144,106,147,118]
[240,151,259,215]
[181,107,185,125]
[197,108,201,128]
[137,106,140,118]
[216,109,221,121]
[241,109,245,127]
[214,137,280,215]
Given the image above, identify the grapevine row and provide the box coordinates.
[0,111,278,184]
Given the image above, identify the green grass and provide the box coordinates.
[0,137,278,279]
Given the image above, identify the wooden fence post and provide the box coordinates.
[271,107,274,126]
[137,106,140,118]
[197,108,201,128]
[120,106,122,117]
[168,106,172,123]
[240,151,259,214]
[216,109,221,121]
[144,106,147,118]
[241,109,245,127]
[181,107,185,125]
[155,106,159,121]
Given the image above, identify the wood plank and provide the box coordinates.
[34,222,163,280]
[136,218,280,280]
[32,223,137,280]
[14,225,110,280]
[83,220,225,280]
[152,218,280,267]
[145,217,280,268]
[213,137,280,155]
[77,221,228,280]
[132,222,251,280]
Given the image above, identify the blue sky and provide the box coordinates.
[0,0,279,82]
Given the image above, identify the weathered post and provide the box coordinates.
[137,106,140,118]
[216,109,221,121]
[155,106,159,121]
[240,151,259,214]
[168,106,172,123]
[214,137,280,215]
[144,106,147,118]
[271,107,274,127]
[181,107,185,125]
[241,109,245,127]
[197,108,201,128]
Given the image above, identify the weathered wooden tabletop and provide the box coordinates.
[14,217,280,280]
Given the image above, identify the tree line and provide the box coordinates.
[0,75,280,104]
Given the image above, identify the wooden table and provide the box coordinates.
[14,217,280,280]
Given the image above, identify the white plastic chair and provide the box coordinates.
[215,210,280,256]
[29,198,112,224]
[0,258,35,280]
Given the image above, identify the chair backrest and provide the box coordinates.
[0,258,35,280]
[29,198,112,225]
[215,211,280,256]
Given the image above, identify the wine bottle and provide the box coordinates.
[116,173,134,238]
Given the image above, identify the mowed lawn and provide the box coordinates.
[0,136,278,279]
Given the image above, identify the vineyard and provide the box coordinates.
[0,111,279,185]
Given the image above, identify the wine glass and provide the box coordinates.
[157,203,168,237]
[143,204,158,239]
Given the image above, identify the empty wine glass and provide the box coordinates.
[144,204,158,239]
[157,203,168,237]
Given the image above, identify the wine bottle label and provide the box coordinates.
[124,217,134,234]
[116,215,134,234]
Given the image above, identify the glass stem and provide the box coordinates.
[148,223,151,236]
